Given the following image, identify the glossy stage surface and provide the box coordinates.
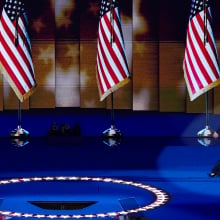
[0,136,220,220]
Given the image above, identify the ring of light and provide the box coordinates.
[0,176,170,219]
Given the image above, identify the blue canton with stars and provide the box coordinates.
[190,0,210,19]
[4,0,25,21]
[100,0,118,19]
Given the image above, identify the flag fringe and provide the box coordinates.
[184,72,220,101]
[0,63,37,102]
[98,77,130,102]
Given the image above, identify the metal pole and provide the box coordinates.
[203,0,210,130]
[203,0,209,128]
[18,99,21,127]
[197,0,213,138]
[197,0,213,137]
[111,92,114,127]
[205,92,209,128]
[102,0,121,144]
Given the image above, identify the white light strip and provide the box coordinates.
[0,176,170,219]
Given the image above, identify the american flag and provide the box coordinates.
[183,0,220,101]
[0,0,36,102]
[96,0,130,101]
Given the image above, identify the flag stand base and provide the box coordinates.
[10,126,30,147]
[102,125,122,147]
[197,126,218,147]
[197,126,216,137]
[10,125,30,139]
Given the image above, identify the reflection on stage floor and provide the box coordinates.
[0,136,220,220]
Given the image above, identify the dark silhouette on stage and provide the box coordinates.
[209,160,220,177]
[48,122,82,136]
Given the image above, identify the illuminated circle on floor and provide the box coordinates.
[0,176,170,219]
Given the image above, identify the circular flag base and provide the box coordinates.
[10,125,30,139]
[197,126,218,146]
[10,126,30,147]
[102,125,122,147]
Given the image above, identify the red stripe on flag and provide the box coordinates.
[0,2,36,102]
[112,10,129,75]
[96,0,130,101]
[99,18,120,84]
[103,13,128,79]
[184,58,196,95]
[97,50,111,93]
[188,19,212,85]
[195,13,219,79]
[0,38,32,92]
[0,51,25,94]
[185,44,203,92]
[0,15,34,89]
[17,16,35,81]
[183,2,220,101]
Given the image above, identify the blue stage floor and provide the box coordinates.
[0,137,220,220]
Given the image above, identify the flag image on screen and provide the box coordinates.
[0,0,36,102]
[183,0,220,101]
[96,0,130,101]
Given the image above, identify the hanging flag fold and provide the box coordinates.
[0,0,36,102]
[183,0,220,101]
[96,0,130,101]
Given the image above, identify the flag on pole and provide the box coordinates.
[0,0,36,102]
[96,0,130,101]
[183,0,220,101]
